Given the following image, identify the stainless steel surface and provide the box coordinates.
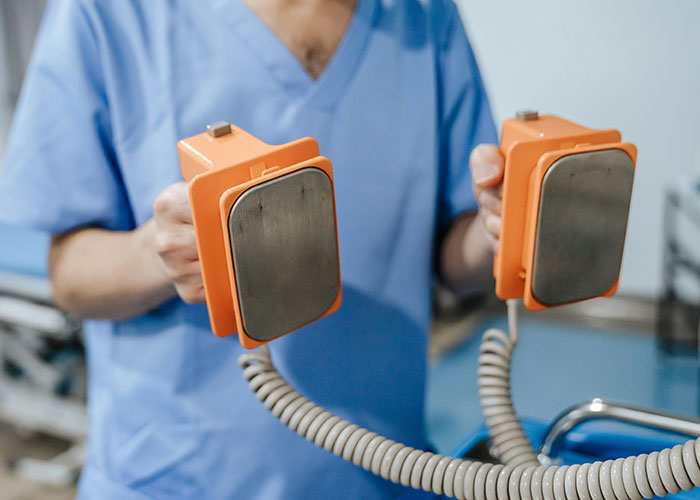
[516,110,539,121]
[539,398,700,461]
[0,270,52,303]
[0,297,72,337]
[531,149,634,306]
[0,379,87,442]
[206,120,232,138]
[228,168,340,342]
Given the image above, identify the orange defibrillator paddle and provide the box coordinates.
[178,122,342,348]
[178,113,636,348]
[494,111,637,310]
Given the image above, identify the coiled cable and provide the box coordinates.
[477,299,540,468]
[238,300,700,499]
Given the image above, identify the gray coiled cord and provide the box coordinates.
[478,300,539,468]
[238,300,700,499]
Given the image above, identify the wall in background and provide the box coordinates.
[455,0,700,297]
[0,4,10,157]
[0,0,46,159]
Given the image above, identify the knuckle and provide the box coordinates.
[469,143,486,160]
[161,261,182,281]
[481,211,500,233]
[180,290,197,304]
[478,191,502,214]
[169,263,193,282]
[181,228,197,251]
[155,232,177,254]
[168,261,201,283]
[470,144,504,170]
[169,268,186,282]
[153,190,175,217]
[470,143,493,162]
[179,285,204,304]
[153,183,188,218]
[477,190,490,208]
[468,149,481,172]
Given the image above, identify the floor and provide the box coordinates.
[0,425,75,500]
[0,225,73,498]
[426,314,699,454]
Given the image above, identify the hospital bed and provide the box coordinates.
[0,223,86,486]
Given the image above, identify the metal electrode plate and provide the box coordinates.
[531,149,634,306]
[228,168,340,342]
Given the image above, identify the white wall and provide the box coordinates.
[0,4,10,158]
[0,0,46,160]
[456,0,700,297]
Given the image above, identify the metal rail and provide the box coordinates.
[539,398,700,462]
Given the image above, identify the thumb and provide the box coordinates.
[470,144,504,188]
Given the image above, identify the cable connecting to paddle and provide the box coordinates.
[477,299,539,468]
[238,301,700,499]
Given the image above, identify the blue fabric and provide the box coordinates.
[0,0,496,498]
[435,420,699,500]
[0,223,49,276]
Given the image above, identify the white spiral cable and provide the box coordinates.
[477,299,540,468]
[238,304,700,499]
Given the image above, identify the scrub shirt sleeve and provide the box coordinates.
[436,1,498,229]
[0,0,132,234]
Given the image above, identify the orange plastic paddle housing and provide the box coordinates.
[494,114,637,310]
[178,123,342,348]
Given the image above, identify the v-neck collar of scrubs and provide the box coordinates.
[218,0,376,111]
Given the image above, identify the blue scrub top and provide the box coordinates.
[0,0,496,498]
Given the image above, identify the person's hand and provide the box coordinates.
[469,144,505,253]
[152,182,205,304]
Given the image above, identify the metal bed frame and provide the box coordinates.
[540,398,700,462]
[0,269,87,487]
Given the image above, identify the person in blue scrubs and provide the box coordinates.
[0,0,505,498]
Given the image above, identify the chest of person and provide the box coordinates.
[241,0,358,80]
[103,0,441,241]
